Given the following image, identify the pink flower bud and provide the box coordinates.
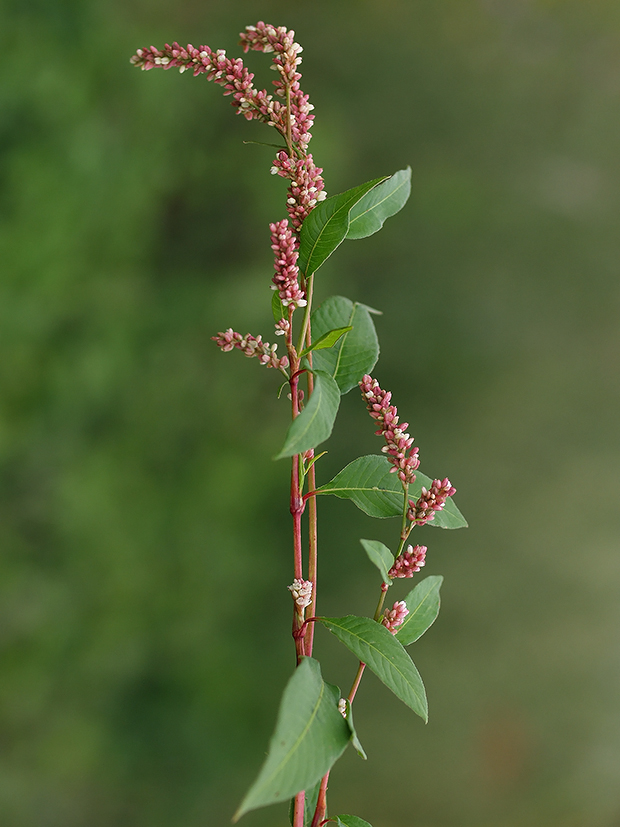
[381,601,409,634]
[388,545,427,578]
[288,578,313,610]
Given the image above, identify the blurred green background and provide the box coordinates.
[2,0,620,825]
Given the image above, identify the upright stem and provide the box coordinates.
[310,773,330,827]
[293,790,305,827]
[305,326,318,657]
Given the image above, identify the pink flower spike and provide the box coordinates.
[359,375,420,486]
[381,601,409,634]
[212,329,288,371]
[270,219,306,308]
[407,478,456,526]
[388,545,427,579]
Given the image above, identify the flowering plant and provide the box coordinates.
[132,21,467,827]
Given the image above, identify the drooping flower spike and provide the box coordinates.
[130,23,326,236]
[212,329,289,371]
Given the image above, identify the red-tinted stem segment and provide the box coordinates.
[310,772,330,827]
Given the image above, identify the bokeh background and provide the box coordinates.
[2,0,620,825]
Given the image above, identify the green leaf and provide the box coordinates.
[395,575,443,646]
[316,455,468,528]
[233,658,351,821]
[318,616,428,721]
[315,455,403,518]
[288,779,322,827]
[311,297,380,394]
[336,816,374,827]
[342,699,367,760]
[272,291,285,322]
[298,177,387,276]
[347,167,412,240]
[299,326,353,359]
[359,539,394,583]
[275,371,341,460]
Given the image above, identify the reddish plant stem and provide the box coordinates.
[293,790,305,827]
[348,661,367,704]
[304,325,318,657]
[310,772,330,827]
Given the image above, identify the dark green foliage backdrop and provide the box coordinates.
[2,1,620,825]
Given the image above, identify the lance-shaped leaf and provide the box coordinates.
[360,539,394,583]
[311,297,380,394]
[298,177,387,276]
[275,370,340,460]
[318,616,428,721]
[395,575,443,646]
[316,455,468,528]
[347,167,412,240]
[337,817,374,827]
[315,455,403,517]
[298,325,352,359]
[234,657,350,821]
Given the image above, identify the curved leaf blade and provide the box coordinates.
[234,657,350,821]
[337,817,374,827]
[319,615,428,721]
[298,177,387,276]
[299,325,352,359]
[275,370,341,460]
[311,297,380,394]
[342,698,367,760]
[395,575,443,646]
[360,539,394,583]
[316,455,467,528]
[347,167,412,240]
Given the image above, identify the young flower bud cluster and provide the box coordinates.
[288,578,313,610]
[359,375,420,485]
[388,545,427,579]
[212,329,289,370]
[274,318,290,336]
[381,601,409,634]
[270,219,307,308]
[407,478,456,526]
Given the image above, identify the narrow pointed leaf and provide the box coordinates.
[234,658,350,821]
[275,371,340,460]
[395,575,443,646]
[316,455,468,528]
[342,699,367,760]
[298,177,387,276]
[318,616,428,721]
[299,326,353,359]
[337,817,374,827]
[272,291,285,322]
[347,167,412,240]
[311,297,379,394]
[359,539,394,583]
